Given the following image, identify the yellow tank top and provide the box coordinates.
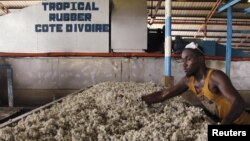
[188,68,250,124]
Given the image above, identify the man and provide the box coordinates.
[142,42,250,124]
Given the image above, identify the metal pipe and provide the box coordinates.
[149,0,163,25]
[236,35,250,48]
[194,0,223,38]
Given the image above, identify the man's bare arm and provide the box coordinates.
[211,70,245,124]
[141,77,189,104]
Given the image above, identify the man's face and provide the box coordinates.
[181,49,200,77]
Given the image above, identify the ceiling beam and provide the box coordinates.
[173,35,250,39]
[244,7,250,14]
[0,2,8,14]
[147,0,249,3]
[218,0,241,13]
[194,0,223,38]
[154,14,250,19]
[1,6,27,9]
[147,0,218,2]
[149,21,250,26]
[147,7,245,13]
[171,29,250,33]
[148,0,163,25]
[0,0,42,1]
[235,35,250,48]
[151,18,250,22]
[218,40,250,43]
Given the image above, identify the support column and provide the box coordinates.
[226,7,232,76]
[218,0,241,77]
[163,0,174,87]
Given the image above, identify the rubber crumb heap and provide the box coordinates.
[0,82,209,141]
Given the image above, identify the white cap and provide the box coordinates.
[185,42,204,55]
[185,42,198,49]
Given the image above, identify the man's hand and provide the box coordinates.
[141,91,162,105]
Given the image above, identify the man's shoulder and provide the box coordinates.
[210,69,226,77]
[209,68,229,84]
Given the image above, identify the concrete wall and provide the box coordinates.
[0,57,250,107]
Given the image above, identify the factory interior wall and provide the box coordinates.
[0,57,250,107]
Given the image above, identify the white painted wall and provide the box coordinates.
[0,0,109,53]
[111,0,147,52]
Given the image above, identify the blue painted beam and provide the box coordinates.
[226,7,232,76]
[218,0,241,13]
[244,7,250,14]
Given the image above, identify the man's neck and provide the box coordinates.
[194,66,208,81]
